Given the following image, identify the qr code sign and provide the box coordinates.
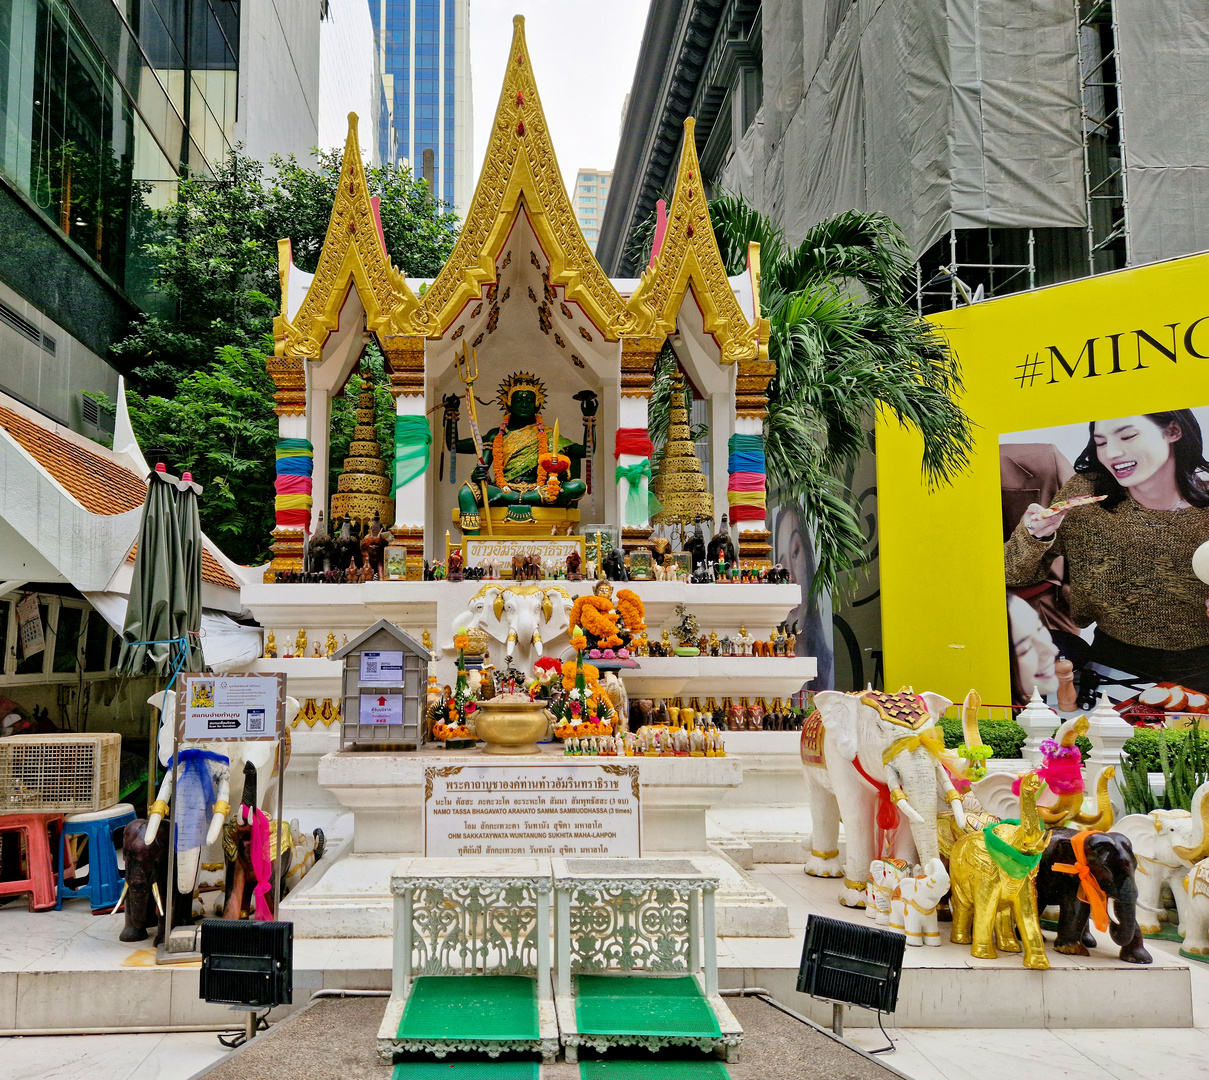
[246,709,265,733]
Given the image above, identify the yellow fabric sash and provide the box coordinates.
[883,730,947,766]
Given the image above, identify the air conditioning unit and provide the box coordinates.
[0,733,121,813]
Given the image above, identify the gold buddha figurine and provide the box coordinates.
[263,629,277,659]
[421,629,435,657]
[660,629,672,654]
[295,628,307,657]
[708,630,720,656]
[325,631,338,658]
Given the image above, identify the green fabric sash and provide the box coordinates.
[615,460,661,526]
[395,415,432,493]
[983,818,1044,879]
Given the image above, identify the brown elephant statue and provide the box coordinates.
[119,819,193,944]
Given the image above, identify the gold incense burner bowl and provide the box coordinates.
[474,700,550,755]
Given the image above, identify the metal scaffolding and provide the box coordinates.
[1077,0,1130,272]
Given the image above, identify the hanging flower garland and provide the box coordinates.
[493,413,549,489]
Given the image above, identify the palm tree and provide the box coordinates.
[653,195,974,597]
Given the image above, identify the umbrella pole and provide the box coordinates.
[146,677,162,813]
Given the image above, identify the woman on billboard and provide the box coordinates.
[1005,410,1209,692]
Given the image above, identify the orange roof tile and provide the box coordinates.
[0,405,145,515]
[126,542,239,591]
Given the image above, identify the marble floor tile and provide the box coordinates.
[894,1027,1109,1079]
[1053,1028,1209,1080]
[846,1028,949,1080]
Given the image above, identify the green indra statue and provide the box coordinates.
[455,372,597,533]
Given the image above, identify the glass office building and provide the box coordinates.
[370,0,472,215]
[0,0,238,305]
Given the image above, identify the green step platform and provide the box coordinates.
[579,1061,731,1079]
[393,1063,540,1080]
[573,976,722,1038]
[396,976,539,1043]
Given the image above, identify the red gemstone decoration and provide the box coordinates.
[348,222,356,234]
[517,53,524,65]
[517,91,525,106]
[517,120,526,136]
[348,181,355,195]
[686,224,694,238]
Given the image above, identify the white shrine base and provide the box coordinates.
[293,745,791,937]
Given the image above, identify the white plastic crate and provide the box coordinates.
[0,733,121,813]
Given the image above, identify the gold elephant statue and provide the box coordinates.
[948,771,1051,970]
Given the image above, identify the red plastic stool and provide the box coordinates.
[0,813,64,911]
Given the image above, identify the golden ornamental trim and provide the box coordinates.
[625,119,762,367]
[273,113,420,373]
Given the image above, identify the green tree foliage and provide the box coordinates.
[649,195,974,597]
[104,147,459,564]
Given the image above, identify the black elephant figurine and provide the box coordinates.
[1036,828,1152,964]
[602,547,628,581]
[119,819,194,944]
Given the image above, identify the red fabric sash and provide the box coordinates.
[614,428,653,458]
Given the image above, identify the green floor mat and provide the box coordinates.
[393,1063,540,1079]
[397,975,539,1042]
[574,976,721,1038]
[579,1062,730,1079]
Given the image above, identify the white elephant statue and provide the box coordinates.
[890,858,950,947]
[800,688,964,906]
[447,583,575,672]
[1116,781,1209,937]
[147,690,298,896]
[1180,856,1209,959]
[867,858,909,925]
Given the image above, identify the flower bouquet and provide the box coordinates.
[551,633,615,739]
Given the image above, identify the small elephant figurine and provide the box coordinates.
[602,547,628,581]
[1036,828,1152,964]
[866,858,909,925]
[890,858,950,946]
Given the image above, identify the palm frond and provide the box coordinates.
[774,210,914,305]
[706,192,785,276]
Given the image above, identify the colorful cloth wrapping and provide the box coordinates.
[727,433,766,523]
[615,460,662,527]
[275,439,314,530]
[395,414,433,493]
[251,807,274,920]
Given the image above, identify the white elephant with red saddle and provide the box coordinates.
[799,688,966,907]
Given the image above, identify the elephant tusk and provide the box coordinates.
[151,881,164,918]
[109,879,129,918]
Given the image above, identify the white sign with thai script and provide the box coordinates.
[424,763,641,858]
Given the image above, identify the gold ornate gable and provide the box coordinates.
[269,114,419,412]
[627,119,766,371]
[409,16,635,340]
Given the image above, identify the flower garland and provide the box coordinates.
[569,595,622,648]
[616,589,646,636]
[493,413,548,490]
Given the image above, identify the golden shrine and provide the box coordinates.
[263,15,771,578]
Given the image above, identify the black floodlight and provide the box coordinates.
[199,918,293,1008]
[797,914,904,1036]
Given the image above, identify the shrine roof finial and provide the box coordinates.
[625,118,763,367]
[409,15,636,341]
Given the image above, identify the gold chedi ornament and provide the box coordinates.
[650,371,712,527]
[331,369,395,526]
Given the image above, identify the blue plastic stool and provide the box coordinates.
[56,803,137,912]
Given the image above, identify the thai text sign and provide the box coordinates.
[424,763,641,858]
[463,536,584,568]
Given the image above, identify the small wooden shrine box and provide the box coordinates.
[332,619,429,749]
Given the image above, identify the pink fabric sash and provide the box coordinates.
[251,808,273,920]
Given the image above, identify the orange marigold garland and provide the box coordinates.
[616,589,646,636]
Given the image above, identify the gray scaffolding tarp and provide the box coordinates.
[723,0,1087,253]
[1117,0,1209,265]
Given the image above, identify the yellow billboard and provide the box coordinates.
[878,252,1209,706]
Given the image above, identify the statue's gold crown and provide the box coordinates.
[498,371,546,411]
